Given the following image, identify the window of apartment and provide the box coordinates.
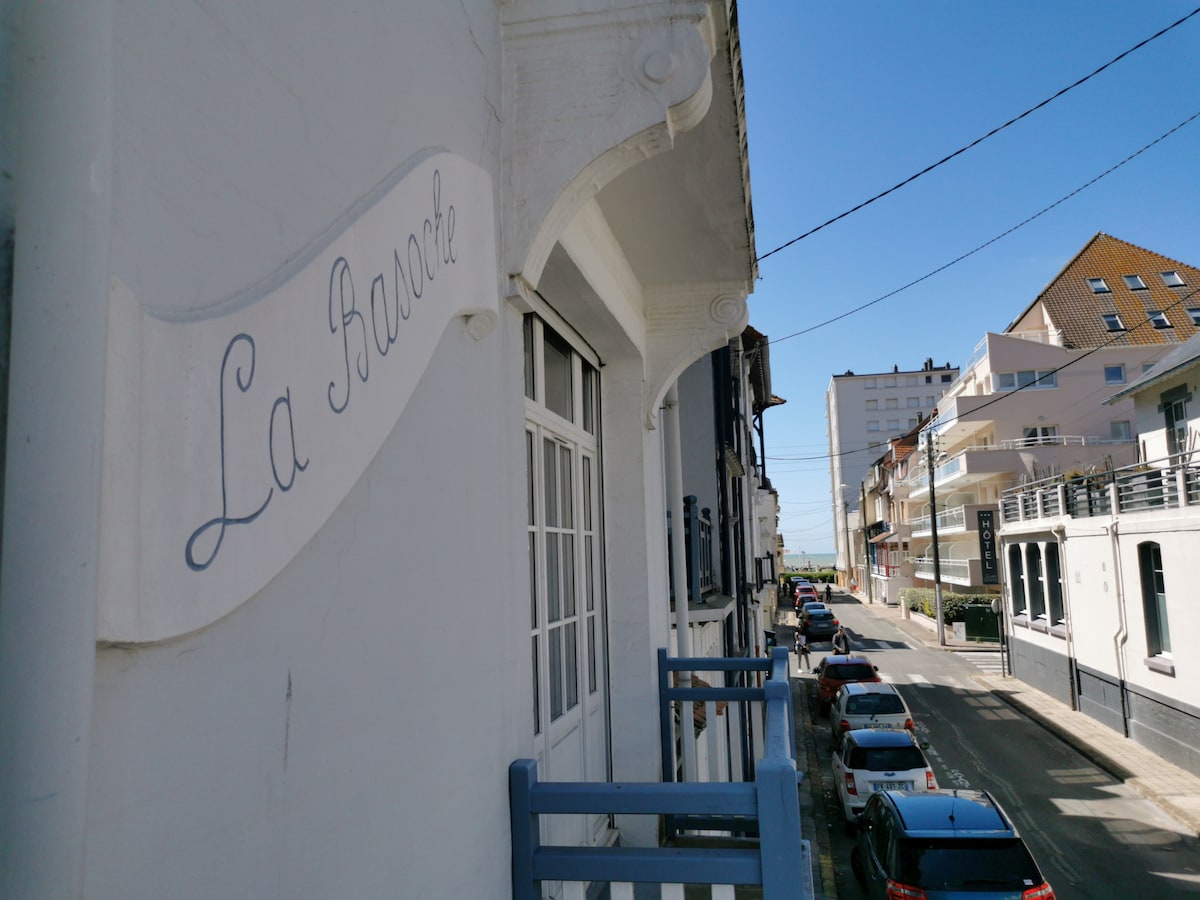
[525,315,605,735]
[1008,545,1027,617]
[1102,313,1126,331]
[1161,270,1186,287]
[996,369,1057,391]
[1122,274,1147,290]
[885,398,899,410]
[906,397,920,408]
[1110,420,1132,442]
[865,378,877,389]
[941,373,952,383]
[1046,544,1064,625]
[1104,364,1126,385]
[926,396,936,407]
[1087,277,1111,293]
[1022,425,1058,445]
[1186,308,1200,326]
[1161,385,1191,456]
[1138,542,1171,658]
[866,399,878,410]
[1025,544,1046,619]
[884,376,897,388]
[867,420,880,432]
[905,375,918,386]
[1148,310,1172,329]
[887,419,900,431]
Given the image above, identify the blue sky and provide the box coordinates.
[738,2,1200,555]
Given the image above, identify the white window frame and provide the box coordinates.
[1122,274,1147,290]
[1104,364,1126,385]
[1088,277,1111,293]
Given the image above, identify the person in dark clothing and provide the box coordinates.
[824,583,832,603]
[832,625,850,655]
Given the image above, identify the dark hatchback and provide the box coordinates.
[852,789,1055,899]
[804,609,839,641]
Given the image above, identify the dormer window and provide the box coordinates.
[1122,274,1147,290]
[1087,278,1111,293]
[1102,313,1125,331]
[1161,271,1186,287]
[1148,310,1172,329]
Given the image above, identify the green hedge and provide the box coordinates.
[896,587,997,624]
[781,569,837,585]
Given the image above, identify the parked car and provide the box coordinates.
[815,654,880,714]
[852,789,1055,899]
[832,730,937,830]
[803,609,839,642]
[794,582,820,605]
[799,601,828,618]
[831,683,914,747]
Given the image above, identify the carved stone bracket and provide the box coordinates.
[643,285,748,429]
[502,1,717,287]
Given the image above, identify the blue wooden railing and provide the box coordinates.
[510,647,813,899]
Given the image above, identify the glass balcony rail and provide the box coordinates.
[908,505,966,534]
[911,556,973,581]
[510,647,815,900]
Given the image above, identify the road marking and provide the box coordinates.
[954,650,1005,675]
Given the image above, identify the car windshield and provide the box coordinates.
[896,838,1042,890]
[809,612,834,622]
[826,664,874,681]
[845,695,905,715]
[850,747,926,771]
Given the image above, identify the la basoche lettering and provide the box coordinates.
[185,169,457,572]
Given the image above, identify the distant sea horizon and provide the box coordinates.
[784,552,836,569]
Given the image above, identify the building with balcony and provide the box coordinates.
[0,4,805,898]
[906,234,1198,601]
[826,359,959,586]
[998,329,1200,776]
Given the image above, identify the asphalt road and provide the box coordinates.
[790,595,1200,899]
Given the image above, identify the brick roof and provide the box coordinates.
[1008,233,1200,350]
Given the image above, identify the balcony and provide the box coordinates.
[909,503,995,538]
[911,555,982,586]
[1000,452,1200,525]
[510,647,815,899]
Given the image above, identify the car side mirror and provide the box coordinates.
[873,665,879,671]
[918,741,930,750]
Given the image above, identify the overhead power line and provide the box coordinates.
[766,109,1200,347]
[755,5,1200,264]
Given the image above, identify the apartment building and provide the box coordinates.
[905,234,1200,604]
[826,360,959,587]
[999,330,1200,775]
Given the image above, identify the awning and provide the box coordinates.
[870,531,896,544]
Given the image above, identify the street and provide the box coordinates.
[789,593,1200,899]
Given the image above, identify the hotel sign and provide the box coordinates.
[977,509,999,585]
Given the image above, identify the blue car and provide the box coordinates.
[852,789,1055,899]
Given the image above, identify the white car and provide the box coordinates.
[831,729,937,829]
[830,682,914,747]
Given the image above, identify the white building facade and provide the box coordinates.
[0,3,760,897]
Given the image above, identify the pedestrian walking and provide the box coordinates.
[794,621,811,672]
[824,583,832,603]
[832,624,850,656]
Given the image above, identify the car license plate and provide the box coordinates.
[872,781,912,791]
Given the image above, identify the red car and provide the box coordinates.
[793,582,820,606]
[814,654,881,715]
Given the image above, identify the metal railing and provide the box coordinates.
[510,647,813,899]
[909,505,966,534]
[1000,452,1200,523]
[911,556,972,581]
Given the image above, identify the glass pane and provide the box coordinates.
[543,438,558,527]
[583,456,593,531]
[583,363,598,435]
[543,328,574,421]
[523,315,536,400]
[587,615,598,693]
[526,430,536,526]
[549,628,563,720]
[560,446,574,529]
[563,534,576,618]
[565,621,579,710]
[585,535,595,612]
[532,635,541,734]
[529,532,538,628]
[546,533,561,622]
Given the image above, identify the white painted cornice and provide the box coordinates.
[502,1,718,287]
[643,284,748,429]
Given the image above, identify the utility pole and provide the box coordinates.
[925,432,946,645]
[861,481,874,605]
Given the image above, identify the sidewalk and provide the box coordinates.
[846,591,1200,838]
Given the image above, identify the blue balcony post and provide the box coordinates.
[509,759,539,900]
[756,678,805,895]
[658,647,675,783]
